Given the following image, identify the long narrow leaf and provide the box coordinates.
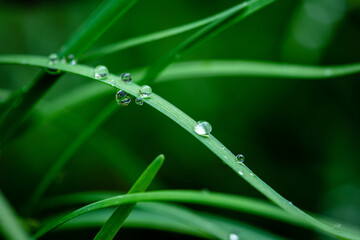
[140,0,274,84]
[34,190,360,240]
[93,154,164,240]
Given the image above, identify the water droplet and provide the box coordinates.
[238,170,244,176]
[194,121,212,136]
[66,54,77,65]
[139,85,152,98]
[236,154,245,163]
[229,233,239,240]
[94,65,108,79]
[46,53,61,74]
[333,223,342,229]
[120,73,132,83]
[116,90,131,106]
[249,172,255,177]
[288,201,293,205]
[48,53,59,65]
[135,97,144,106]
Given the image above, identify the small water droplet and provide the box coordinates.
[120,73,132,83]
[116,90,131,106]
[238,170,244,176]
[194,121,212,136]
[94,65,108,79]
[236,154,245,163]
[333,223,342,229]
[135,97,144,106]
[139,85,152,98]
[288,201,293,205]
[67,54,77,65]
[48,53,59,65]
[249,172,255,177]
[229,233,239,240]
[46,53,61,74]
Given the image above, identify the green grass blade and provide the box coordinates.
[137,202,231,239]
[24,102,118,214]
[59,208,207,238]
[82,0,263,61]
[140,0,274,84]
[0,191,31,240]
[93,154,164,240]
[55,204,286,240]
[58,0,138,58]
[0,0,137,147]
[34,190,360,239]
[1,55,359,240]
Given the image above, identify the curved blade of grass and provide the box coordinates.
[60,208,207,238]
[138,202,286,240]
[0,0,137,147]
[24,102,118,214]
[136,202,231,240]
[33,190,360,239]
[93,154,164,240]
[140,0,274,85]
[82,0,264,61]
[57,204,287,240]
[0,191,31,240]
[0,56,359,240]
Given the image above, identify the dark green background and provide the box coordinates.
[1,0,359,239]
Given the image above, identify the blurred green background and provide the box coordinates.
[0,0,360,239]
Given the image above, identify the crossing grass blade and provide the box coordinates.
[140,0,274,85]
[82,0,267,61]
[93,154,164,240]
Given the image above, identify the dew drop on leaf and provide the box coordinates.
[48,53,59,65]
[139,85,152,98]
[120,73,132,83]
[194,121,212,136]
[116,90,131,106]
[94,65,108,79]
[236,154,245,163]
[135,97,144,106]
[229,233,239,240]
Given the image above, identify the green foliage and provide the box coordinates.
[1,0,359,239]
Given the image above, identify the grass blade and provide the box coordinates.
[0,191,31,240]
[82,0,263,61]
[1,55,359,240]
[93,154,164,240]
[0,0,137,147]
[140,0,274,84]
[34,190,360,239]
[24,102,118,213]
[58,0,138,58]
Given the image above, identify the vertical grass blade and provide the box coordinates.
[25,102,118,213]
[0,191,31,240]
[140,0,274,85]
[93,154,165,240]
[0,0,138,147]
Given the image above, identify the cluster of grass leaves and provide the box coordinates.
[0,0,359,239]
